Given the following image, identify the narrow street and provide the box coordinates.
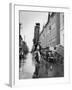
[19,11,64,79]
[19,53,35,79]
[19,52,64,79]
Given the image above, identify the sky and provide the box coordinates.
[19,11,48,51]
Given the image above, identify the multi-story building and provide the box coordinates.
[33,23,40,45]
[60,13,64,46]
[39,12,64,48]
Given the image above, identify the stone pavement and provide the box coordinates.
[19,53,35,79]
[19,52,64,79]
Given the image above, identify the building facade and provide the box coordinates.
[33,23,40,45]
[39,12,64,48]
[60,13,64,46]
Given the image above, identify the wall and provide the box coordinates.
[39,12,61,48]
[60,13,64,46]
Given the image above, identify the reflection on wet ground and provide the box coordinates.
[19,52,64,79]
[19,53,35,79]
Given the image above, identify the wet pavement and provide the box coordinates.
[19,53,64,79]
[19,53,35,79]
